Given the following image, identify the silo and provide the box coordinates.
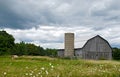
[64,33,74,57]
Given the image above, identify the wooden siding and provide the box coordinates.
[82,35,112,60]
[57,49,64,57]
[57,35,112,60]
[74,48,82,58]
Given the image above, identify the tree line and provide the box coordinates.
[0,30,120,60]
[0,30,57,57]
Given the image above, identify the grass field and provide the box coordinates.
[0,56,120,77]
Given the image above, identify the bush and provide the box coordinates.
[112,48,120,60]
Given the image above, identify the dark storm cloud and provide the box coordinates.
[0,0,95,29]
[1,0,120,48]
[0,1,43,29]
[1,0,120,30]
[0,0,48,29]
[0,0,32,29]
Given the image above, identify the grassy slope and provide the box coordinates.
[0,56,120,77]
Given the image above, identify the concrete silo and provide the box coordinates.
[64,33,74,57]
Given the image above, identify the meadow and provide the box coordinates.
[0,56,120,77]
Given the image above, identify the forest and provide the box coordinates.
[0,30,57,57]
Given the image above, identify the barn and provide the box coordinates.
[57,35,112,60]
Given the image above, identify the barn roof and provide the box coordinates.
[57,35,112,51]
[57,49,64,51]
[57,48,82,51]
[82,35,112,49]
[74,48,82,50]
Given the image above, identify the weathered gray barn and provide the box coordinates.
[58,35,112,60]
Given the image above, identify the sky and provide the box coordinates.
[0,0,120,49]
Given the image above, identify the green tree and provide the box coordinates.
[0,30,15,55]
[0,30,57,56]
[45,48,57,57]
[37,46,46,56]
[12,41,26,55]
[25,43,40,55]
[112,48,120,60]
[12,42,46,56]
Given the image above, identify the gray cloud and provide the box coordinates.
[1,0,120,48]
[0,0,104,29]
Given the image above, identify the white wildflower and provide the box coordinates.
[49,63,52,66]
[46,70,48,75]
[3,72,7,75]
[41,67,45,70]
[34,68,37,71]
[26,66,28,69]
[25,73,28,75]
[57,75,59,77]
[31,71,34,73]
[102,70,106,73]
[119,69,120,71]
[38,72,41,74]
[114,65,117,68]
[30,73,33,76]
[51,65,54,68]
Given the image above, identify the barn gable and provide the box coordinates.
[83,35,112,50]
[82,35,112,60]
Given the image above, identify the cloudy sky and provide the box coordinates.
[0,0,120,48]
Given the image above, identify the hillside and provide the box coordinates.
[0,56,120,77]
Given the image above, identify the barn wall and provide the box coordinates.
[58,50,64,57]
[83,52,112,60]
[57,35,112,60]
[82,36,112,60]
[74,49,82,58]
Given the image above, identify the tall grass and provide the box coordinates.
[0,56,120,77]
